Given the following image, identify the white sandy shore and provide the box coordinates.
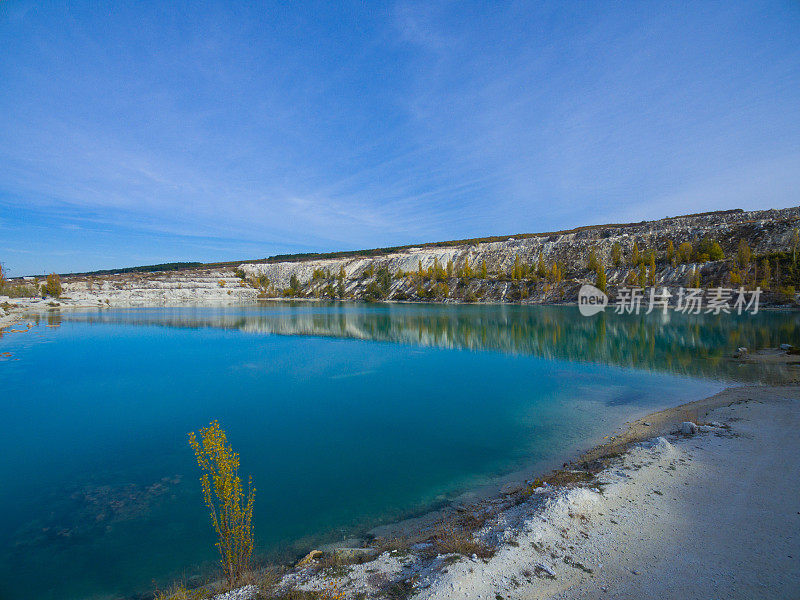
[421,386,800,599]
[244,384,798,600]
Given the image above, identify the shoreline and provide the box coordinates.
[253,381,800,600]
[169,372,797,600]
[2,292,798,331]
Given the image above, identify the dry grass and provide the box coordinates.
[153,581,212,600]
[382,577,417,600]
[372,535,414,555]
[268,582,345,600]
[524,469,596,495]
[248,565,283,598]
[431,520,494,559]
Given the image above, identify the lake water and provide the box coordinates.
[0,303,795,599]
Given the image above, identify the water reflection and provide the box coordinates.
[62,303,798,382]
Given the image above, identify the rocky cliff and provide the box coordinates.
[45,206,800,307]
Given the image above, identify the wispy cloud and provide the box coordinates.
[1,1,799,273]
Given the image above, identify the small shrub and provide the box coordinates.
[1,283,37,298]
[189,421,256,586]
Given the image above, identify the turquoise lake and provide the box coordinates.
[0,302,796,599]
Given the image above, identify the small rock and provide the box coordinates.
[680,422,698,435]
[534,562,556,578]
[780,343,793,351]
[708,421,724,428]
[296,549,323,567]
[643,422,651,427]
[734,347,748,358]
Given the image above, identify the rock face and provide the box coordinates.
[46,206,799,307]
[58,268,260,306]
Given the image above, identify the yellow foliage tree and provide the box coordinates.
[595,262,606,293]
[189,421,255,585]
[44,272,62,297]
[647,252,656,286]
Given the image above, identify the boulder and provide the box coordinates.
[680,422,698,435]
[780,343,793,351]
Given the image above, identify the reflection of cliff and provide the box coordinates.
[64,305,797,382]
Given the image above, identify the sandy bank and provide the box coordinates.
[227,383,799,600]
[419,385,800,599]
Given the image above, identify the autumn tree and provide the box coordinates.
[647,252,656,286]
[337,266,346,298]
[690,267,702,288]
[512,254,522,281]
[666,240,675,266]
[480,259,488,279]
[536,254,548,278]
[44,272,62,297]
[632,241,640,266]
[611,243,621,267]
[736,240,751,270]
[760,258,771,290]
[189,422,255,586]
[678,242,693,263]
[549,262,562,283]
[587,248,600,273]
[595,262,607,293]
[697,238,724,261]
[461,257,473,279]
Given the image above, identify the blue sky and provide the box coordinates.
[1,1,799,275]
